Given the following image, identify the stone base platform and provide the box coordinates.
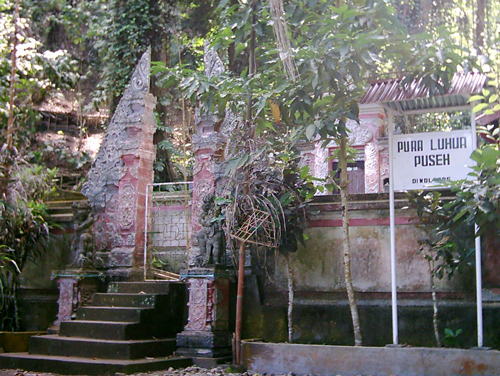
[242,341,500,376]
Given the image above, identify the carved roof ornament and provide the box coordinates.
[348,122,373,146]
[204,42,225,79]
[82,48,151,210]
[195,43,241,150]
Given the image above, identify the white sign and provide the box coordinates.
[392,129,474,191]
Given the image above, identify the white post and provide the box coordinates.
[470,110,483,347]
[388,109,398,345]
[143,183,151,281]
[475,225,483,347]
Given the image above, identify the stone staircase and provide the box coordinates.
[0,281,193,375]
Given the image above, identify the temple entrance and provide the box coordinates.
[143,182,193,280]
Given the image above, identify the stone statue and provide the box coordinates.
[69,201,102,269]
[196,194,225,267]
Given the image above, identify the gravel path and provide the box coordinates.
[0,366,273,376]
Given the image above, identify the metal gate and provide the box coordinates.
[143,182,192,280]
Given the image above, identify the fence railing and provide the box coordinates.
[143,182,193,280]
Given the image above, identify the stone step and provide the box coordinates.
[92,293,163,308]
[0,352,192,375]
[48,213,73,222]
[0,280,191,375]
[59,320,147,340]
[46,205,73,214]
[107,281,183,294]
[76,306,154,322]
[46,199,82,208]
[30,335,177,360]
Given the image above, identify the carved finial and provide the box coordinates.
[124,47,151,99]
[204,42,225,79]
[83,47,152,210]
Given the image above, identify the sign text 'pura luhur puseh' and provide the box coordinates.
[392,129,474,191]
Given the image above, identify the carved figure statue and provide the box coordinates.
[69,201,100,269]
[196,194,225,267]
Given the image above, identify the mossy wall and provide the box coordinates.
[240,194,483,348]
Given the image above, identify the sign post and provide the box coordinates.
[388,110,398,345]
[392,129,474,191]
[388,120,479,346]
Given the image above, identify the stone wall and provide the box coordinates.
[239,193,479,347]
[257,193,471,297]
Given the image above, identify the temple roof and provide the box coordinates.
[360,72,487,114]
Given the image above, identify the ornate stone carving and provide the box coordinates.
[69,202,94,266]
[379,138,390,187]
[314,142,330,195]
[348,121,373,146]
[186,278,209,331]
[50,271,104,333]
[300,152,315,171]
[204,43,225,79]
[119,183,136,230]
[191,179,214,235]
[53,276,78,328]
[81,48,156,277]
[83,48,151,211]
[364,142,380,193]
[195,194,225,267]
[177,268,232,356]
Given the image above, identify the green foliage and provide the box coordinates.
[0,160,56,331]
[408,190,474,281]
[155,0,477,255]
[408,125,500,285]
[0,245,20,309]
[443,126,500,239]
[97,0,214,109]
[218,148,318,255]
[394,111,470,134]
[442,327,463,348]
[399,27,472,95]
[0,0,82,150]
[28,134,92,171]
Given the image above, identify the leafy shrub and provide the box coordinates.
[0,159,56,331]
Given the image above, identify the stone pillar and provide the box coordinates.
[176,267,233,366]
[49,269,105,333]
[178,46,234,366]
[189,123,226,266]
[359,103,387,193]
[82,48,156,279]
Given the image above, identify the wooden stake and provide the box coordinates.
[235,240,246,364]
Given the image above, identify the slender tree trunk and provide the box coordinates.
[428,258,441,347]
[235,1,257,364]
[285,253,294,343]
[339,134,362,346]
[0,0,20,200]
[476,0,486,54]
[418,0,431,32]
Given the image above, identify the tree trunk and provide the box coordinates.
[476,0,486,54]
[339,134,362,346]
[428,259,441,347]
[0,0,20,200]
[285,253,294,343]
